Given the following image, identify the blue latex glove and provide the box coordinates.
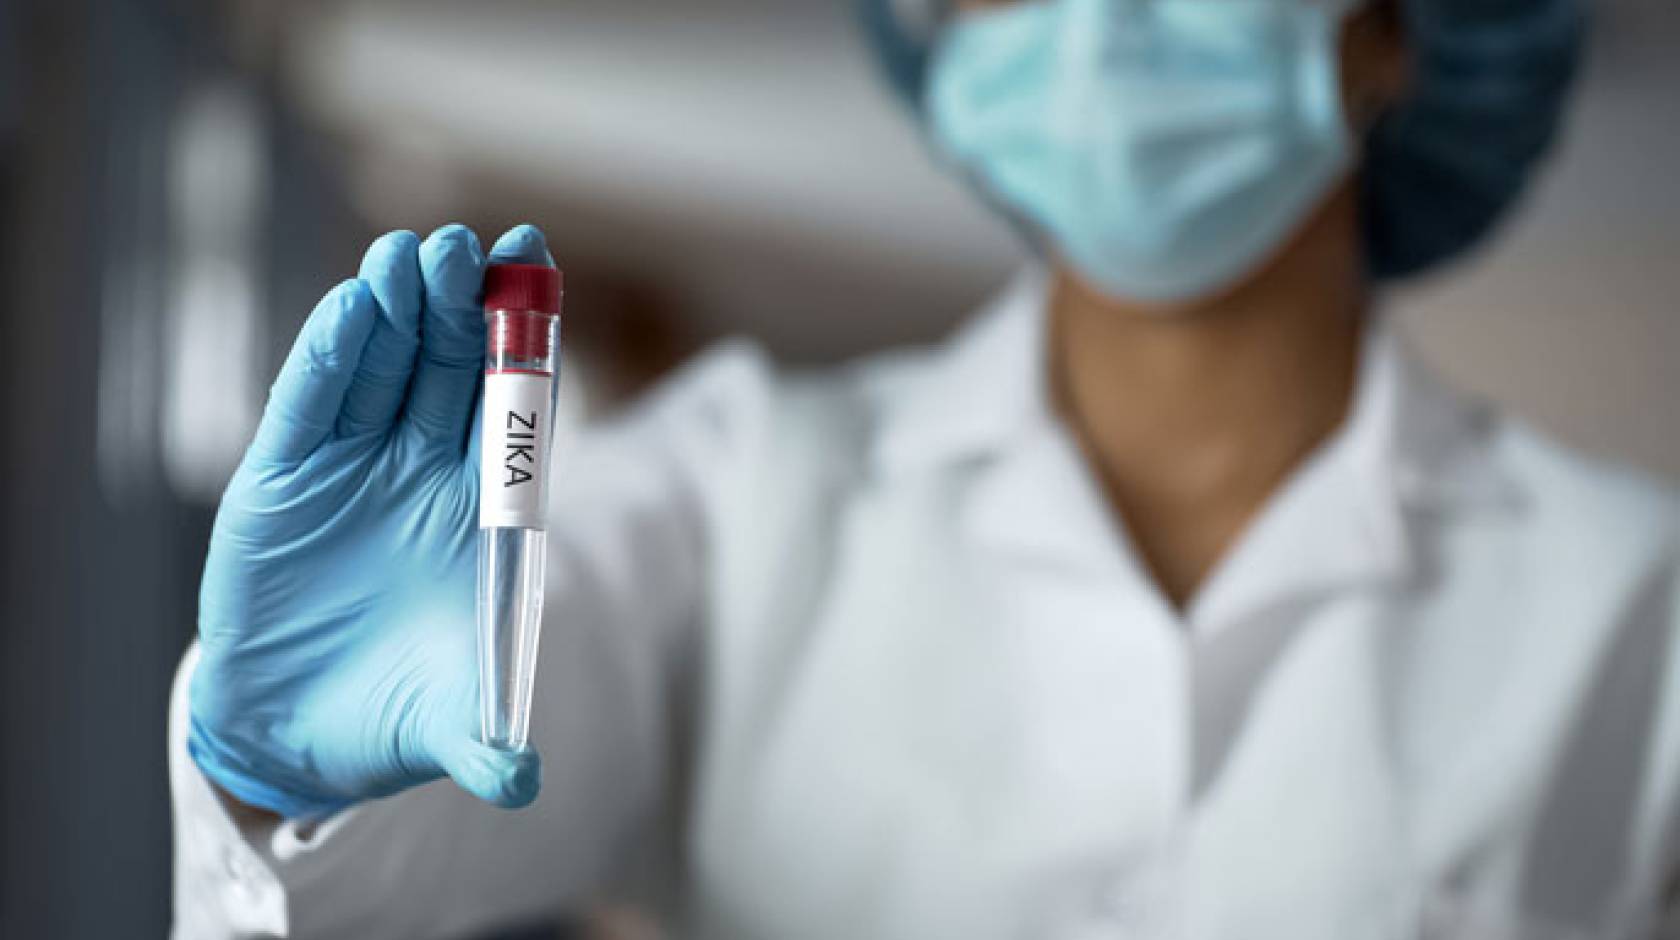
[189,224,555,818]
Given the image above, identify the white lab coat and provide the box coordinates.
[171,271,1680,940]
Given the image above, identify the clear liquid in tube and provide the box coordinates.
[478,526,547,750]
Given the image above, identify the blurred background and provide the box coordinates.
[0,0,1674,935]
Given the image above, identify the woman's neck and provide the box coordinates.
[1049,183,1369,610]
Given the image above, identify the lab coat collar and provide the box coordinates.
[873,268,1526,631]
[873,268,1053,474]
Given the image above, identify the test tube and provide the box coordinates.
[477,262,563,752]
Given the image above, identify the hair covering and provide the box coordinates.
[859,0,1587,280]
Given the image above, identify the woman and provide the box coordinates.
[172,0,1680,937]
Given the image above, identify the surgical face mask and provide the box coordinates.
[926,0,1359,305]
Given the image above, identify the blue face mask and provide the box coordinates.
[926,0,1358,304]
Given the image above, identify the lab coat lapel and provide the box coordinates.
[965,422,1166,588]
[1180,328,1530,891]
[1187,330,1416,637]
[1181,331,1441,813]
[876,269,1182,593]
[877,282,1518,629]
[1190,595,1414,938]
[1189,327,1524,636]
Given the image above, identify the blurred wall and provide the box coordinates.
[1,5,200,934]
[1395,0,1680,482]
[0,2,369,936]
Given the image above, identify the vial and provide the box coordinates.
[477,262,563,752]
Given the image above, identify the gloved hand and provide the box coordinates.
[189,224,555,818]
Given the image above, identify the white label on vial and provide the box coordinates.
[480,372,553,529]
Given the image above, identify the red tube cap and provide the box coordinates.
[483,263,563,315]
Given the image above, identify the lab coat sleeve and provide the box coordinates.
[1619,509,1680,937]
[170,343,774,940]
[1648,544,1680,935]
